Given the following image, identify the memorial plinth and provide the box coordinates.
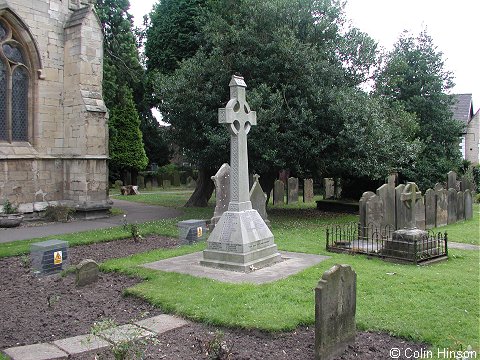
[201,75,281,272]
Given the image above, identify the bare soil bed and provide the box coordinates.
[1,235,427,359]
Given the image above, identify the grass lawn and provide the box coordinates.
[0,188,478,354]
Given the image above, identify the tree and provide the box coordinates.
[150,0,380,206]
[375,30,463,189]
[109,86,149,181]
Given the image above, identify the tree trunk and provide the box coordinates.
[185,167,215,207]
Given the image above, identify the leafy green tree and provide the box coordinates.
[375,30,463,190]
[151,0,380,206]
[109,87,149,180]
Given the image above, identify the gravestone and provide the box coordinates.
[323,178,335,200]
[376,183,395,230]
[250,174,270,226]
[137,175,145,189]
[434,183,444,192]
[387,173,397,188]
[31,239,69,275]
[359,191,375,239]
[75,259,99,287]
[447,171,457,190]
[415,197,426,230]
[424,189,436,230]
[303,178,314,203]
[114,180,123,189]
[162,179,171,188]
[456,191,465,221]
[287,177,299,204]
[401,182,422,229]
[186,176,196,188]
[201,75,281,272]
[460,176,473,192]
[145,179,152,191]
[395,184,406,229]
[273,180,285,205]
[447,188,457,224]
[464,190,473,220]
[315,264,356,360]
[178,219,207,244]
[210,163,231,230]
[172,171,181,187]
[152,177,159,188]
[435,189,448,227]
[365,195,384,239]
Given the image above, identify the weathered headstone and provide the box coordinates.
[365,195,384,239]
[359,191,375,239]
[75,259,99,287]
[303,178,314,203]
[137,175,145,189]
[394,184,406,229]
[152,177,159,188]
[273,180,285,205]
[172,171,181,187]
[250,174,270,226]
[145,179,152,191]
[186,176,196,188]
[323,178,335,200]
[178,219,207,244]
[287,177,299,204]
[201,75,281,272]
[376,183,395,230]
[415,197,426,230]
[460,176,473,192]
[387,173,397,188]
[401,182,422,229]
[210,163,231,230]
[424,189,436,230]
[435,189,448,227]
[162,179,171,188]
[464,190,473,220]
[456,191,465,221]
[447,170,457,190]
[315,264,356,360]
[447,188,457,224]
[31,239,69,275]
[434,183,444,192]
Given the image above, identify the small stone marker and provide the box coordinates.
[303,178,314,202]
[31,239,69,275]
[75,259,99,287]
[273,179,285,205]
[315,264,356,360]
[287,177,299,204]
[178,219,207,244]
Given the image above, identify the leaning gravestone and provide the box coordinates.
[376,183,395,230]
[435,188,448,227]
[395,184,406,229]
[359,191,375,239]
[424,189,436,230]
[210,163,231,230]
[76,259,99,287]
[250,174,270,226]
[201,75,281,272]
[315,264,356,360]
[287,177,299,204]
[303,178,314,203]
[273,180,285,205]
[365,195,384,239]
[447,188,457,224]
[464,190,473,220]
[456,191,465,221]
[447,170,457,190]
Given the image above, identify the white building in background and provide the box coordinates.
[452,94,479,165]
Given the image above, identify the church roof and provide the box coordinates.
[451,93,474,125]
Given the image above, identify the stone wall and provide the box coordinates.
[465,110,479,165]
[0,0,109,213]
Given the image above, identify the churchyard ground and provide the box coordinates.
[0,188,478,359]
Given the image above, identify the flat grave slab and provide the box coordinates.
[142,251,330,284]
[3,343,68,360]
[53,334,110,355]
[135,314,190,334]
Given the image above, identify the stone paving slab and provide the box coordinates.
[97,324,156,344]
[142,251,330,284]
[53,334,110,355]
[135,314,190,334]
[448,242,480,251]
[3,343,68,360]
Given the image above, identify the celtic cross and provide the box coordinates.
[401,182,422,229]
[218,75,257,212]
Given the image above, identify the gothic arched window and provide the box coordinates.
[0,18,31,143]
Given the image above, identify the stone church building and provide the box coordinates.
[0,0,110,216]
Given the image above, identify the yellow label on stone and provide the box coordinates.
[197,227,203,238]
[54,251,63,265]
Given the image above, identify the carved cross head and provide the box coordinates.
[218,75,257,136]
[401,182,422,209]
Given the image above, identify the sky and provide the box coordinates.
[128,0,480,113]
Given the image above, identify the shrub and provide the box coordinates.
[44,205,75,222]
